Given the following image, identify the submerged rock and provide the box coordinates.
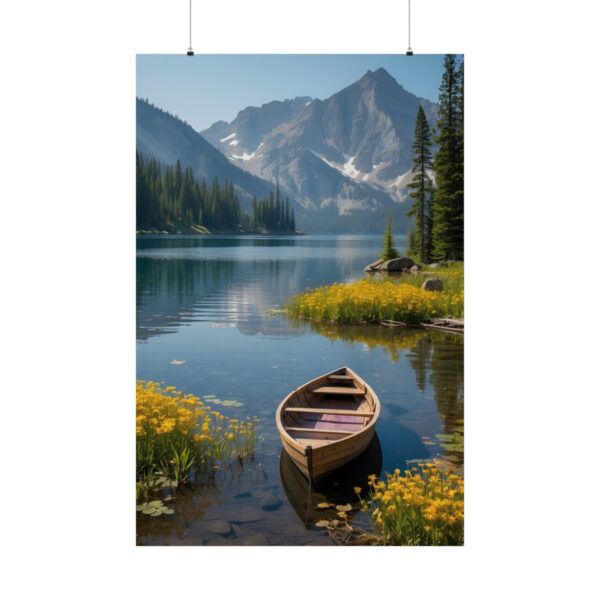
[229,507,266,523]
[259,493,282,511]
[422,278,443,292]
[233,491,253,499]
[204,518,231,535]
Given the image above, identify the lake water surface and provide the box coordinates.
[136,235,464,545]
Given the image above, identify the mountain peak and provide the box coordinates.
[361,67,394,82]
[197,69,438,223]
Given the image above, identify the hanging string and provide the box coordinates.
[187,0,194,56]
[406,0,413,55]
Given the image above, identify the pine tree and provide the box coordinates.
[407,224,417,257]
[380,215,400,261]
[268,191,275,229]
[251,196,258,229]
[290,207,296,233]
[406,105,434,263]
[285,197,290,231]
[431,54,464,261]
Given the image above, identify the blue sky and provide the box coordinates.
[136,54,447,132]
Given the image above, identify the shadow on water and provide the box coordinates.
[376,420,436,472]
[280,434,383,529]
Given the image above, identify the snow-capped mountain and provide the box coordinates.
[201,68,438,215]
[202,96,312,162]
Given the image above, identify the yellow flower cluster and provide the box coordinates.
[287,279,463,324]
[359,463,464,545]
[136,381,259,481]
[136,381,204,436]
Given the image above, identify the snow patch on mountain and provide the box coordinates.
[309,150,364,182]
[341,156,360,179]
[309,149,336,170]
[220,133,236,142]
[231,151,256,161]
[228,139,239,146]
[391,168,416,188]
[230,143,264,161]
[390,167,435,189]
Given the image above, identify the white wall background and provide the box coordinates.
[1,1,598,598]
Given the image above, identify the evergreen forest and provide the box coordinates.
[136,152,295,233]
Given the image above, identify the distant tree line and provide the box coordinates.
[250,184,296,232]
[136,151,295,233]
[406,54,464,262]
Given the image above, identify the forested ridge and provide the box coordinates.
[136,151,296,233]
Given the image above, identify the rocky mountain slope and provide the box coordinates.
[201,68,438,215]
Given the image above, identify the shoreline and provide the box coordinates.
[136,229,306,236]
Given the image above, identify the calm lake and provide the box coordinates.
[136,234,464,545]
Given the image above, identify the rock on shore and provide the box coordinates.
[364,259,384,272]
[422,278,443,291]
[364,257,420,273]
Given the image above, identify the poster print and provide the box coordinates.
[136,54,464,546]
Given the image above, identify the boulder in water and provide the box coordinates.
[380,257,419,272]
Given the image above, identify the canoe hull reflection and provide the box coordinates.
[279,433,383,527]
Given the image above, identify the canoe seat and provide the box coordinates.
[312,386,364,395]
[284,407,374,417]
[328,375,354,381]
[284,426,356,436]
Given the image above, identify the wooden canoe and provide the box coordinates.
[276,366,380,482]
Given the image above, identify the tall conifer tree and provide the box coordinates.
[432,54,464,261]
[406,106,434,263]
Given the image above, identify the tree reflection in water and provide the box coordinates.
[289,321,464,469]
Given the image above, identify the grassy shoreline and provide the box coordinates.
[286,265,463,325]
